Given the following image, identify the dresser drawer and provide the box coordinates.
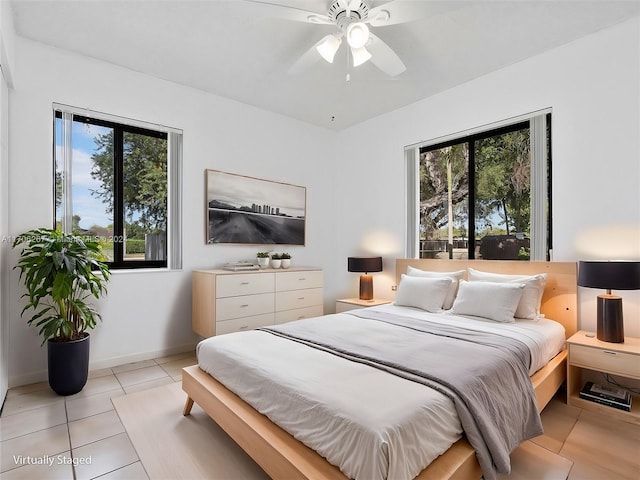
[275,306,324,324]
[216,293,274,321]
[216,313,275,335]
[216,273,274,298]
[276,288,323,312]
[570,344,640,379]
[276,270,323,291]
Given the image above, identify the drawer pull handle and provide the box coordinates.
[298,297,305,300]
[240,304,249,308]
[603,350,617,355]
[299,278,306,281]
[240,282,250,285]
[239,325,248,330]
[298,316,305,320]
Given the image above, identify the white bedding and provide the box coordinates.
[196,305,565,480]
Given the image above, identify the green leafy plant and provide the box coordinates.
[271,253,282,260]
[13,228,111,344]
[256,252,270,258]
[517,246,530,260]
[280,253,291,259]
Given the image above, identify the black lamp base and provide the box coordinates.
[597,295,624,343]
[359,274,373,300]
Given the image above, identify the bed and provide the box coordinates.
[182,259,577,480]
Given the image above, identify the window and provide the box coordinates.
[54,105,182,269]
[406,112,551,261]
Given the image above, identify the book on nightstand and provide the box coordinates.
[223,262,259,271]
[579,381,632,412]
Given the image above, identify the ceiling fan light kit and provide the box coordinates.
[316,34,342,63]
[346,22,369,48]
[351,46,372,67]
[273,0,407,77]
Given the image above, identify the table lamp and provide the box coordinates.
[348,256,383,301]
[578,261,640,343]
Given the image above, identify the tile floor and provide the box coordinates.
[0,351,197,480]
[1,353,639,480]
[527,394,640,479]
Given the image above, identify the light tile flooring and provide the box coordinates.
[1,353,639,480]
[0,351,197,480]
[527,394,640,479]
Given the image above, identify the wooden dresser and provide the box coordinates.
[192,267,323,337]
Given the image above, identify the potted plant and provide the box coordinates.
[256,252,270,269]
[280,253,291,269]
[270,253,282,269]
[13,228,111,396]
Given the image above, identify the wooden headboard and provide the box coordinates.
[396,259,577,338]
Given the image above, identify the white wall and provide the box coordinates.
[0,0,16,403]
[332,18,640,336]
[7,37,337,386]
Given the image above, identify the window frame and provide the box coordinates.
[53,105,183,270]
[405,111,552,261]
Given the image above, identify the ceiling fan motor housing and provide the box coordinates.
[329,0,370,31]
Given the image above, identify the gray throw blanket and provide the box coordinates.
[259,309,543,480]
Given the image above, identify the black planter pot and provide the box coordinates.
[47,333,90,396]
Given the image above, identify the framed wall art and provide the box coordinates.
[205,169,306,245]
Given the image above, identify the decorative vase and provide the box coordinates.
[48,333,90,396]
[257,257,270,269]
[281,259,291,269]
[271,259,281,269]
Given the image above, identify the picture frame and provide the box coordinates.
[205,169,306,245]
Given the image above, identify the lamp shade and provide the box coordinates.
[346,22,370,49]
[348,257,382,273]
[578,260,640,343]
[578,261,640,290]
[351,46,372,67]
[316,34,342,63]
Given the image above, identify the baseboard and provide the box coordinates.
[8,368,48,389]
[8,342,198,389]
[88,343,198,371]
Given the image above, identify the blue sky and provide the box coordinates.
[56,119,112,230]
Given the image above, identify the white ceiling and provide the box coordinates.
[9,0,640,130]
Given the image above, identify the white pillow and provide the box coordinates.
[406,266,465,310]
[394,275,453,313]
[450,280,525,323]
[467,268,547,319]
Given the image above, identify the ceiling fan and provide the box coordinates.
[248,0,411,77]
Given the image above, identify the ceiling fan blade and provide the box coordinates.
[288,35,337,75]
[367,33,406,76]
[368,0,456,27]
[243,0,332,24]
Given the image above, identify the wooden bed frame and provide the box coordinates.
[182,259,577,480]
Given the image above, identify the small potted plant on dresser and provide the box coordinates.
[256,252,270,269]
[270,253,282,269]
[13,228,111,396]
[280,253,291,269]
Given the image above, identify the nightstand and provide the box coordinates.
[566,331,640,425]
[335,298,392,313]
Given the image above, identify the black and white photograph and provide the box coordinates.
[206,169,306,245]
